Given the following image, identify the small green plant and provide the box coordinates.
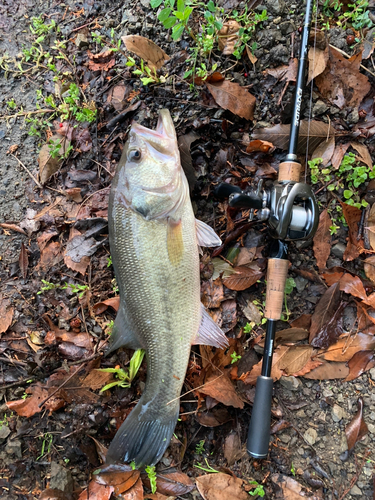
[30,16,56,36]
[230,351,242,364]
[194,458,219,473]
[126,56,162,86]
[230,7,268,59]
[291,463,296,476]
[37,280,61,294]
[7,99,17,109]
[339,0,373,30]
[145,465,157,494]
[243,322,252,334]
[107,255,113,267]
[195,439,205,454]
[151,0,194,41]
[37,432,53,460]
[323,0,342,16]
[249,480,265,497]
[99,349,145,392]
[106,320,115,335]
[0,413,13,428]
[48,138,64,158]
[281,277,296,322]
[308,157,324,184]
[61,283,89,298]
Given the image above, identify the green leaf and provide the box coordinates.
[158,7,172,22]
[171,22,184,39]
[163,16,177,28]
[183,6,193,20]
[141,77,155,85]
[150,0,164,7]
[177,0,184,12]
[174,10,185,19]
[343,189,353,199]
[207,0,216,12]
[133,69,143,75]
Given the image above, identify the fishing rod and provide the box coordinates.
[215,0,318,458]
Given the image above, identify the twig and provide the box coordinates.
[0,377,36,390]
[2,108,54,120]
[38,366,83,407]
[329,43,375,78]
[9,153,43,189]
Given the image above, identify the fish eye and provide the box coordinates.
[129,149,141,162]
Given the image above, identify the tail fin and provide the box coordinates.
[106,397,179,467]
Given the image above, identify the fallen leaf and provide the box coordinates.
[200,372,244,409]
[292,358,323,377]
[331,142,350,170]
[368,203,375,251]
[45,330,93,350]
[217,20,241,55]
[321,333,375,362]
[205,75,256,121]
[0,296,14,334]
[223,264,263,291]
[196,473,249,500]
[38,241,63,271]
[211,258,235,280]
[307,45,329,84]
[178,131,199,192]
[252,120,334,153]
[0,223,26,235]
[277,345,315,375]
[264,58,298,82]
[364,255,375,284]
[309,282,341,344]
[87,49,116,71]
[201,277,225,308]
[290,314,311,330]
[18,242,28,279]
[315,47,371,110]
[350,141,373,169]
[313,209,332,270]
[121,477,143,500]
[274,328,309,345]
[78,481,114,500]
[339,273,375,308]
[310,301,345,349]
[94,465,140,496]
[310,135,335,167]
[107,83,129,111]
[142,471,194,497]
[40,489,70,500]
[246,139,274,154]
[223,433,245,466]
[38,135,70,184]
[65,187,83,203]
[321,267,345,286]
[122,35,170,70]
[93,296,120,314]
[243,345,291,385]
[303,360,349,379]
[196,407,232,427]
[345,397,368,451]
[271,473,323,499]
[6,383,64,417]
[245,45,257,64]
[346,350,374,381]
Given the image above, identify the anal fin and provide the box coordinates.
[106,303,143,354]
[192,304,229,349]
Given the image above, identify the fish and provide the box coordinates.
[106,109,228,467]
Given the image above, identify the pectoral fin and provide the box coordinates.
[167,218,184,266]
[192,304,229,349]
[195,219,222,247]
[106,303,143,354]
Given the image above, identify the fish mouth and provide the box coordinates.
[131,109,176,144]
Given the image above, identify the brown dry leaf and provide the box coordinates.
[292,358,323,377]
[290,314,311,330]
[217,20,241,55]
[310,301,345,349]
[264,58,298,82]
[277,345,315,375]
[0,223,26,235]
[93,296,120,314]
[368,203,375,250]
[339,273,375,308]
[122,35,170,70]
[310,135,335,166]
[107,83,128,111]
[19,242,28,279]
[364,255,375,284]
[196,407,232,427]
[321,267,345,286]
[243,345,290,385]
[223,264,263,291]
[223,433,245,465]
[307,45,329,84]
[40,489,70,500]
[38,241,63,271]
[315,47,371,110]
[45,329,93,350]
[200,372,244,409]
[271,474,323,499]
[196,473,249,500]
[274,328,309,345]
[120,478,143,499]
[345,397,368,451]
[245,45,257,64]
[246,139,274,154]
[6,383,64,417]
[205,76,256,121]
[313,209,332,270]
[87,49,116,71]
[83,369,114,391]
[38,135,70,184]
[321,333,375,362]
[341,202,363,260]
[178,131,199,192]
[78,481,114,500]
[95,464,140,496]
[309,282,340,344]
[142,471,194,497]
[331,142,350,170]
[201,277,225,308]
[304,360,349,379]
[252,120,334,153]
[346,350,374,381]
[0,296,14,334]
[350,141,373,169]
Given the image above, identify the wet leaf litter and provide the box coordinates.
[0,0,375,499]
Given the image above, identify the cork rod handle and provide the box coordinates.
[278,161,301,183]
[264,258,289,320]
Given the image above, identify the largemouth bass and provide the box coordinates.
[106,109,228,467]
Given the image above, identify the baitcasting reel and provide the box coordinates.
[215,158,319,242]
